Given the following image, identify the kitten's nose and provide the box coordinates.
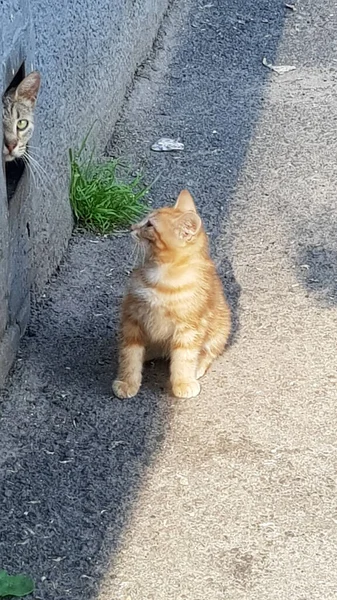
[6,141,18,154]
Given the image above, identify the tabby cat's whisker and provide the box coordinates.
[26,153,49,180]
[23,157,46,188]
[23,156,37,191]
[24,152,54,194]
[22,156,34,193]
[25,156,40,193]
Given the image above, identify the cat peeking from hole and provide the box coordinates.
[113,189,231,400]
[2,71,40,162]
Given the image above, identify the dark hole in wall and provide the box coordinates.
[4,63,26,202]
[6,160,25,201]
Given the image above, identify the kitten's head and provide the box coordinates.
[132,190,207,261]
[2,71,40,162]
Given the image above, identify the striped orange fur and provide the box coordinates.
[112,190,231,399]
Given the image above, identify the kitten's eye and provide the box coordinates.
[17,119,28,131]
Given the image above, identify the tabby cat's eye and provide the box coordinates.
[17,119,28,131]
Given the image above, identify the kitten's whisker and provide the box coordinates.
[132,244,140,269]
[130,244,137,269]
[139,243,146,267]
[130,241,138,261]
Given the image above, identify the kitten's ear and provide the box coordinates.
[174,189,197,213]
[15,71,41,105]
[174,211,201,241]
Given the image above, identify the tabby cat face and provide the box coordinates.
[2,71,40,162]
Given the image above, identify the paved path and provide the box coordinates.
[1,1,337,599]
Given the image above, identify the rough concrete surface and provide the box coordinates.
[29,0,169,290]
[1,0,337,599]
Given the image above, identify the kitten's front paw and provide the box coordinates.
[172,379,201,399]
[112,380,140,399]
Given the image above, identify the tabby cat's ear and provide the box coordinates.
[15,71,41,105]
[174,189,197,213]
[174,211,201,241]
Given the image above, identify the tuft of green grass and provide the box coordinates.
[0,570,34,597]
[69,138,149,234]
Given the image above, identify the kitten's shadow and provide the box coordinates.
[216,255,241,347]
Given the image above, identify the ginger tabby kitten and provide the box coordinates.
[112,190,231,399]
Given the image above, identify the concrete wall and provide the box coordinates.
[0,0,169,384]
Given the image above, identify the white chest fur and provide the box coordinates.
[130,266,175,342]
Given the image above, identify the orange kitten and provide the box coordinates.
[112,190,231,399]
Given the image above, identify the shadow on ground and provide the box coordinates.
[0,1,286,598]
[0,233,170,600]
[296,244,337,306]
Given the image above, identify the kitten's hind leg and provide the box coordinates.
[112,319,145,399]
[196,348,215,379]
[196,327,229,380]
